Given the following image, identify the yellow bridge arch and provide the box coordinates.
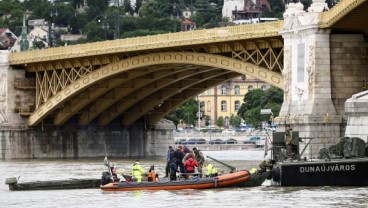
[30,52,283,126]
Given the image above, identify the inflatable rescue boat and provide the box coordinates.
[100,170,250,191]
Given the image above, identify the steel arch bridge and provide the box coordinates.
[8,0,368,127]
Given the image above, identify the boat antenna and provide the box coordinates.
[103,140,113,180]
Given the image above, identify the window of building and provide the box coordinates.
[207,89,211,95]
[207,101,211,112]
[234,85,240,95]
[261,85,267,91]
[221,100,227,112]
[248,85,253,91]
[221,85,227,95]
[235,100,240,111]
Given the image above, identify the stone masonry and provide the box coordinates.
[278,1,368,157]
[278,1,343,157]
[345,91,368,142]
[331,34,368,120]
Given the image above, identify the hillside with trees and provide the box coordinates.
[0,0,340,47]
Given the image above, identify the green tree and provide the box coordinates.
[71,12,88,34]
[204,115,210,127]
[192,0,221,28]
[135,0,143,14]
[165,108,182,129]
[0,0,25,35]
[54,3,76,27]
[263,0,285,19]
[230,114,241,127]
[123,0,134,15]
[261,86,284,106]
[216,116,224,127]
[237,86,283,127]
[165,98,200,129]
[32,41,46,49]
[83,21,104,41]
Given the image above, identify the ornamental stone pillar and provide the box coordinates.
[277,0,342,157]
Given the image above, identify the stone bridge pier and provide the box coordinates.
[278,1,368,157]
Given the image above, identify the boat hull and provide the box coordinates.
[101,170,250,191]
[6,178,101,191]
[237,171,270,187]
[271,158,368,186]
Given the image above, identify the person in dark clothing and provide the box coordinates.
[173,146,186,174]
[169,158,178,181]
[165,146,174,177]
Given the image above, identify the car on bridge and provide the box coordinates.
[222,129,236,134]
[197,138,206,144]
[224,138,238,144]
[243,136,261,144]
[209,138,225,144]
[183,138,207,145]
[175,138,187,144]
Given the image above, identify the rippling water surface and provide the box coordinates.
[1,150,368,208]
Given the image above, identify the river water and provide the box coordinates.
[1,150,368,208]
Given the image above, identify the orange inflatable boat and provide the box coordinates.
[100,170,250,191]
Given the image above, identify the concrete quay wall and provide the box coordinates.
[184,144,258,151]
[0,123,174,159]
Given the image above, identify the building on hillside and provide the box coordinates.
[222,0,273,22]
[181,18,196,31]
[11,27,48,52]
[28,19,48,31]
[197,76,270,128]
[0,29,17,50]
[182,7,197,19]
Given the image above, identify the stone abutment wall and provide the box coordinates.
[0,123,174,159]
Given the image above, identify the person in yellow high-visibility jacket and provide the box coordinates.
[205,163,218,177]
[132,161,145,182]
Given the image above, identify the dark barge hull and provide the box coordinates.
[271,158,368,186]
[6,178,101,191]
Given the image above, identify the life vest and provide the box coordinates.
[132,162,145,182]
[146,170,157,182]
[206,164,218,176]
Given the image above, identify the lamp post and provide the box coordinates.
[114,0,120,39]
[197,96,201,129]
[209,117,212,144]
[187,111,190,129]
[49,0,58,47]
[247,112,252,129]
[257,0,261,23]
[190,0,193,16]
[94,13,109,39]
[172,2,181,32]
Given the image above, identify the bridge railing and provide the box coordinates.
[320,0,366,27]
[10,21,284,65]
